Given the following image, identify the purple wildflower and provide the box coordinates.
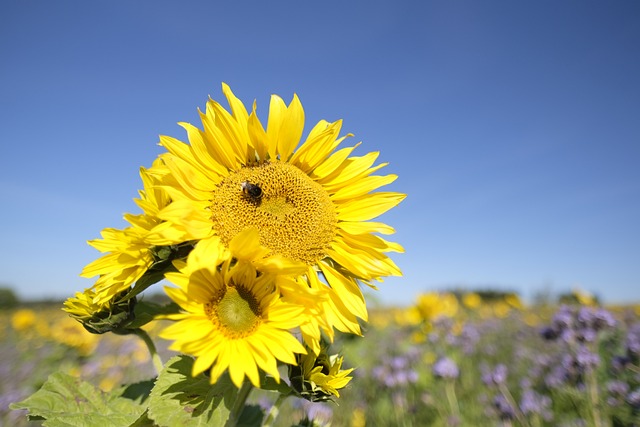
[390,356,408,371]
[305,402,333,423]
[493,394,516,421]
[626,323,640,360]
[371,353,419,388]
[520,389,552,421]
[542,305,616,345]
[611,355,630,373]
[459,324,481,355]
[482,363,508,386]
[553,305,575,329]
[606,380,629,407]
[432,357,459,380]
[627,388,640,409]
[545,364,568,389]
[575,344,600,370]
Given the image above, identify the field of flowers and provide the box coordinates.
[3,291,640,426]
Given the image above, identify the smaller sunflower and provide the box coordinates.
[159,230,307,388]
[81,160,177,304]
[289,346,354,401]
[63,288,136,334]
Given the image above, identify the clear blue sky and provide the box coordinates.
[1,1,639,305]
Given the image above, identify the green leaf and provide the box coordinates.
[237,404,264,427]
[10,372,147,427]
[121,380,155,404]
[147,355,237,427]
[258,372,293,395]
[129,410,158,427]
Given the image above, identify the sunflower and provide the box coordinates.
[289,346,354,401]
[80,160,177,304]
[63,288,104,320]
[151,83,405,335]
[63,287,136,334]
[159,230,307,388]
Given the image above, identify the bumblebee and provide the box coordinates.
[241,181,263,200]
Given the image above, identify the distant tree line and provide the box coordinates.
[0,286,173,310]
[0,287,19,309]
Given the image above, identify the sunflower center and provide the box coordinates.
[210,162,337,264]
[209,286,261,338]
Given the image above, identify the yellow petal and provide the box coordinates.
[337,192,406,222]
[319,261,368,320]
[222,82,249,123]
[330,174,397,202]
[311,143,361,180]
[289,119,344,172]
[229,228,269,261]
[247,102,268,161]
[337,221,396,235]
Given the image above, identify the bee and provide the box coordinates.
[241,181,263,200]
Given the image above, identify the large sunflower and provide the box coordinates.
[159,230,307,388]
[152,84,404,334]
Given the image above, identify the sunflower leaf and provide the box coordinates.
[148,355,237,427]
[237,404,265,426]
[10,372,147,427]
[259,372,294,395]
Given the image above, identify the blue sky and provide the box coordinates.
[1,1,639,305]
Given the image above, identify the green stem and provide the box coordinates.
[445,380,461,418]
[587,367,603,427]
[132,328,163,375]
[227,381,254,427]
[262,393,289,427]
[531,414,542,427]
[499,384,530,427]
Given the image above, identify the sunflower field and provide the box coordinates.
[3,291,640,426]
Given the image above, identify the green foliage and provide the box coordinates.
[10,372,147,427]
[148,355,236,426]
[10,354,269,427]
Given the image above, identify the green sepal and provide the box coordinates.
[125,261,175,303]
[122,241,195,303]
[10,372,147,427]
[127,300,181,330]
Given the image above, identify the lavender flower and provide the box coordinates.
[627,388,640,409]
[611,355,630,373]
[545,364,568,389]
[493,394,516,420]
[432,357,459,380]
[371,353,420,388]
[459,324,481,355]
[305,402,333,423]
[575,344,600,370]
[542,305,616,344]
[520,389,552,421]
[606,380,629,407]
[626,322,640,361]
[482,364,508,386]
